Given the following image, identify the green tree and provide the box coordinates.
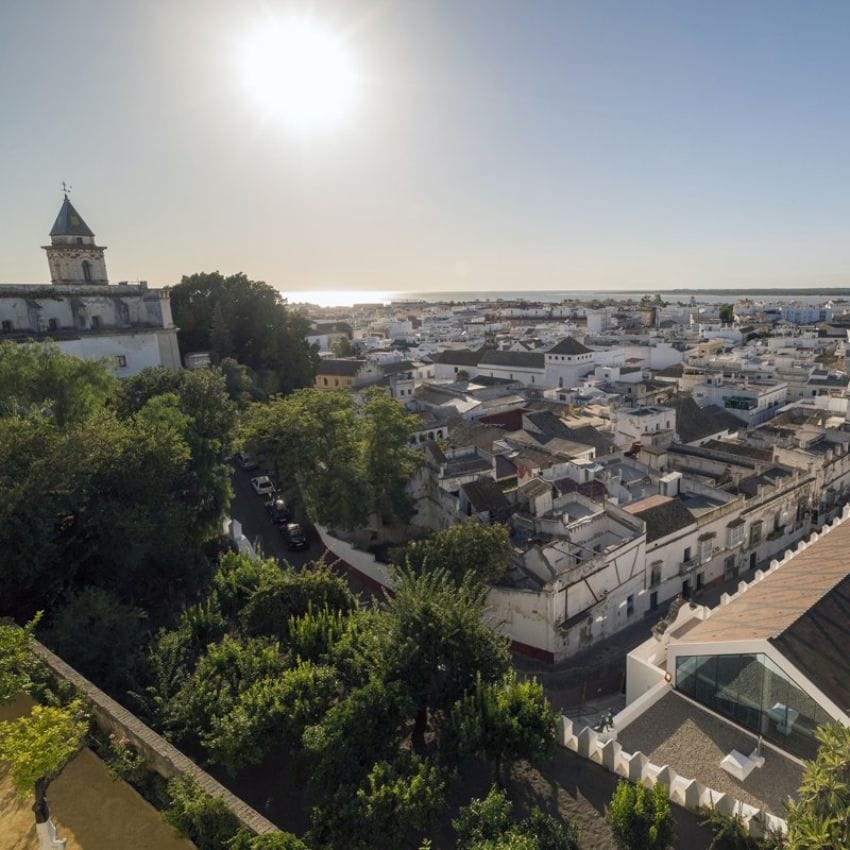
[220,357,264,405]
[454,787,580,850]
[0,617,40,702]
[309,754,446,850]
[303,679,413,791]
[394,521,513,585]
[0,700,87,832]
[359,387,422,525]
[206,661,342,773]
[163,775,243,850]
[170,271,317,394]
[0,340,117,427]
[168,635,288,743]
[375,568,510,748]
[228,831,310,850]
[133,608,227,732]
[212,552,282,619]
[240,561,358,643]
[719,304,735,324]
[445,671,556,784]
[242,387,420,530]
[242,389,369,529]
[0,348,234,618]
[42,588,147,694]
[785,723,850,850]
[454,786,514,848]
[607,780,674,850]
[331,336,356,358]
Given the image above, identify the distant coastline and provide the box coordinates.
[284,287,850,309]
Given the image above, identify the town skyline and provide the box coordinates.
[4,1,850,293]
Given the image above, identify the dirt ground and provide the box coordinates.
[0,697,194,850]
[213,740,713,850]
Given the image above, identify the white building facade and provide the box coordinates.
[0,195,181,375]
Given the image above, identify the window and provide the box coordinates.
[323,377,328,386]
[699,535,714,563]
[48,318,57,331]
[724,555,736,580]
[90,315,101,329]
[727,521,744,548]
[650,562,662,588]
[674,652,832,761]
[626,595,634,617]
[114,354,127,368]
[76,237,83,244]
[82,260,92,282]
[683,546,692,563]
[1,320,12,332]
[749,521,763,548]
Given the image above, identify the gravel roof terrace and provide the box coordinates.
[617,691,803,815]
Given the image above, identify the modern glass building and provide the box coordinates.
[662,520,850,761]
[675,651,833,760]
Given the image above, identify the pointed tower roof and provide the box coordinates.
[50,196,95,238]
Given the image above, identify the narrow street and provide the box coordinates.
[228,466,379,601]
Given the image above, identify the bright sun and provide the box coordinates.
[239,17,358,131]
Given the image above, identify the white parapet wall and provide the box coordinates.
[559,713,787,838]
[315,524,394,591]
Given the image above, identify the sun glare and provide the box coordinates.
[239,17,358,131]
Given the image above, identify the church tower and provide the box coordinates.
[42,194,109,285]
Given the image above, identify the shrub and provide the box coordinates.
[163,775,242,850]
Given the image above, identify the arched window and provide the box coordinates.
[82,260,92,282]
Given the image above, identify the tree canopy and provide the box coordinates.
[453,787,581,850]
[0,347,236,619]
[606,780,674,850]
[170,271,317,395]
[393,521,513,586]
[786,723,850,850]
[242,387,421,529]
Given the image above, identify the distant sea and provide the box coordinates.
[283,287,850,309]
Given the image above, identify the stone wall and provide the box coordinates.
[33,642,278,836]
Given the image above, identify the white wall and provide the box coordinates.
[56,330,175,376]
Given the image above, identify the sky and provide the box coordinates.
[3,0,850,295]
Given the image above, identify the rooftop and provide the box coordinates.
[547,336,592,356]
[50,196,95,238]
[678,518,850,711]
[617,690,803,815]
[628,496,696,543]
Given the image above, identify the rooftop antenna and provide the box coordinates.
[61,181,72,198]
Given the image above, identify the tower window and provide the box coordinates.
[82,260,92,282]
[1,320,12,333]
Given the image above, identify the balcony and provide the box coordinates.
[679,558,699,575]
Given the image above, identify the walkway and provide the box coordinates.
[0,697,194,850]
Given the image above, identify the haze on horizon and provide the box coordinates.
[3,0,850,295]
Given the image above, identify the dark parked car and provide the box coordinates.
[281,522,308,550]
[264,496,291,524]
[235,451,258,472]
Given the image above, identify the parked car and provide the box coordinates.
[281,522,308,550]
[264,496,291,524]
[235,451,258,471]
[250,475,276,497]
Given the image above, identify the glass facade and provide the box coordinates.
[675,652,832,760]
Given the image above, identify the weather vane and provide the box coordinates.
[61,181,71,198]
